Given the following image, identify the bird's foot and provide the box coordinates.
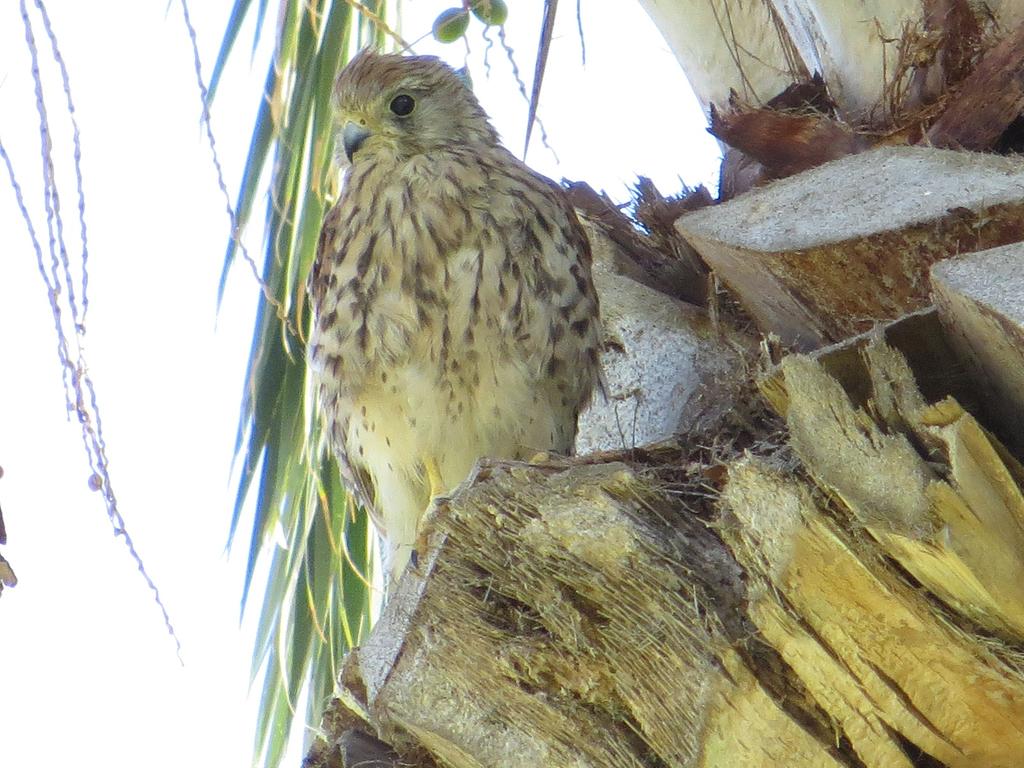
[425,455,445,501]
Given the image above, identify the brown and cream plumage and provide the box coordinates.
[308,50,602,583]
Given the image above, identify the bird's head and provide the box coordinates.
[332,49,498,166]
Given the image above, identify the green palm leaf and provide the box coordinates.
[208,2,392,765]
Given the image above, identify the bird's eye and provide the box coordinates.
[389,94,416,117]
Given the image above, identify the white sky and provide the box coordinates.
[0,2,718,766]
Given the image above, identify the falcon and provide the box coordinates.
[308,50,602,584]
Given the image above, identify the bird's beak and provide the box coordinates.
[342,121,371,162]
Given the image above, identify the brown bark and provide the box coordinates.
[927,20,1024,150]
[709,104,866,181]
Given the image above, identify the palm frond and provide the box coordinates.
[524,0,557,156]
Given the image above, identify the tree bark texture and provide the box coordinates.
[307,312,1024,766]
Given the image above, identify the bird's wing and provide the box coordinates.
[512,167,605,406]
[309,203,381,525]
[464,158,604,454]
